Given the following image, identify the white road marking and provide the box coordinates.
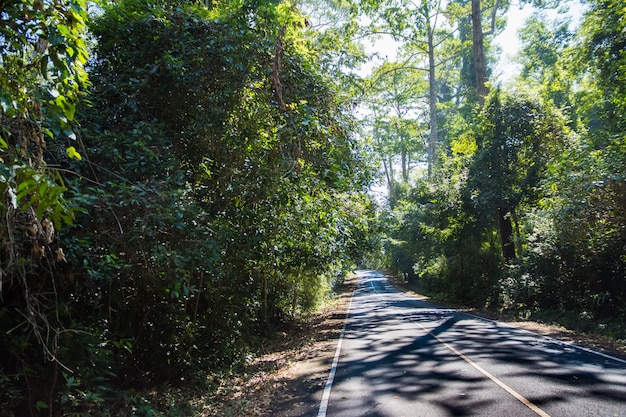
[365,271,552,416]
[317,274,357,417]
[463,312,626,366]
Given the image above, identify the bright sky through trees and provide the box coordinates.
[494,0,586,81]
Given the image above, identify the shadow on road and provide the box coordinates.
[325,271,626,417]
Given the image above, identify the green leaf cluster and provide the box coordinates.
[1,0,376,414]
[376,0,626,336]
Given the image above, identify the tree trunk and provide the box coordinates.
[511,208,523,260]
[497,207,516,262]
[401,146,408,182]
[383,156,397,206]
[263,272,268,323]
[427,13,438,177]
[471,0,489,105]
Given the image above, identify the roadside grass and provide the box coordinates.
[528,309,626,344]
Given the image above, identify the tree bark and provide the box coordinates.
[471,0,489,105]
[427,17,438,177]
[497,206,516,262]
[401,146,409,182]
[511,208,522,260]
[383,156,397,206]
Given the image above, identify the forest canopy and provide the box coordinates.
[368,0,625,335]
[1,0,625,415]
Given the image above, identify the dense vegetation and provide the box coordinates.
[1,0,374,415]
[369,0,626,342]
[1,0,624,415]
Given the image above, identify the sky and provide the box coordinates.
[363,1,586,82]
[493,3,534,81]
[494,0,587,81]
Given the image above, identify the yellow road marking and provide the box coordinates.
[417,322,552,417]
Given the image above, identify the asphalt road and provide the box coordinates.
[319,270,626,417]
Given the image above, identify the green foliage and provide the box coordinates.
[0,0,89,123]
[1,0,89,262]
[80,0,371,377]
[468,90,566,215]
[1,2,93,415]
[515,12,573,106]
[2,0,375,414]
[382,89,569,305]
[520,133,626,316]
[503,0,626,319]
[376,0,626,339]
[578,0,626,134]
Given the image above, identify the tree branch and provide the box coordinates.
[483,0,501,36]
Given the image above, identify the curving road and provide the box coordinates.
[318,270,626,417]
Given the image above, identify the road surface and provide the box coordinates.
[319,270,626,417]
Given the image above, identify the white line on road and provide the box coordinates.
[463,312,626,366]
[317,275,357,417]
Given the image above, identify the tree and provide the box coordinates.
[82,0,370,369]
[515,12,573,107]
[577,0,626,136]
[468,90,566,262]
[469,0,503,104]
[1,0,89,284]
[366,0,462,174]
[1,1,90,413]
[367,61,427,204]
[1,0,375,414]
[520,0,626,315]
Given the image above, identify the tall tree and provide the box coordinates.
[468,90,566,262]
[367,61,426,203]
[515,12,573,107]
[469,0,503,104]
[362,0,461,175]
[578,0,626,135]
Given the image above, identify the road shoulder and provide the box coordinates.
[201,274,357,417]
[385,271,626,361]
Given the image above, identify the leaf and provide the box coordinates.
[55,95,76,121]
[39,182,49,198]
[16,178,40,202]
[66,146,82,160]
[42,127,54,138]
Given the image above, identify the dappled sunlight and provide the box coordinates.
[325,271,626,417]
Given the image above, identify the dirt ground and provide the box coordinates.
[201,272,626,417]
[200,274,357,417]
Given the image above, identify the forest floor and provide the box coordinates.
[199,271,626,417]
[199,274,358,417]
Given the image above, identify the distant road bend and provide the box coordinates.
[318,270,626,417]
